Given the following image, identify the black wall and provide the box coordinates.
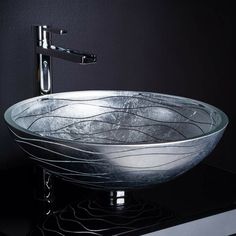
[0,0,234,171]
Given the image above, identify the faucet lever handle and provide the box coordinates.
[43,27,67,35]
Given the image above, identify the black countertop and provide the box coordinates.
[0,160,235,236]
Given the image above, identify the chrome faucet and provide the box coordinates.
[34,25,97,95]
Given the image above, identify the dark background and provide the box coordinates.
[0,0,234,171]
[0,0,235,235]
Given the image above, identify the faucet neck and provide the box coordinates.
[36,25,52,49]
[34,25,96,96]
[34,25,54,95]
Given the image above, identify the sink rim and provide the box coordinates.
[4,90,229,147]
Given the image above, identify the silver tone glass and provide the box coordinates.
[4,90,228,189]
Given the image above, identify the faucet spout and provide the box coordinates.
[34,25,97,95]
[36,45,97,64]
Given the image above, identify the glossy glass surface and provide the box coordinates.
[4,91,228,189]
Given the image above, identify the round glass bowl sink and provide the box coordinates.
[4,91,228,189]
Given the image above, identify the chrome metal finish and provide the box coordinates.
[35,25,53,95]
[43,170,54,215]
[4,90,228,190]
[110,190,126,207]
[36,45,97,64]
[42,27,67,35]
[34,25,97,95]
[34,166,55,216]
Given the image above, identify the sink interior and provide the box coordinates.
[10,91,222,144]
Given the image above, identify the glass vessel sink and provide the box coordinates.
[4,91,228,189]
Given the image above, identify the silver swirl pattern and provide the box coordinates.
[4,91,228,189]
[29,199,174,235]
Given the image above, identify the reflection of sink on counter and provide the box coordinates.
[4,90,228,189]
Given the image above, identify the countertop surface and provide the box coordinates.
[0,160,235,236]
